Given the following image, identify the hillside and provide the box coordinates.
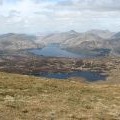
[0,72,120,120]
[36,30,106,46]
[36,30,120,56]
[0,33,42,51]
[111,32,120,39]
[0,30,120,56]
[37,30,115,56]
[87,29,114,39]
[36,30,79,45]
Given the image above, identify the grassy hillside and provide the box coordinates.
[0,72,120,120]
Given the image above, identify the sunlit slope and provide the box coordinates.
[0,72,120,120]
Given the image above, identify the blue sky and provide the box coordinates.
[0,0,120,34]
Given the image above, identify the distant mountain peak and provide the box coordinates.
[7,33,15,36]
[86,29,114,39]
[112,32,120,39]
[0,33,16,38]
[89,29,110,32]
[68,30,78,34]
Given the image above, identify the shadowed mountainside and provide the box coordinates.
[0,33,43,51]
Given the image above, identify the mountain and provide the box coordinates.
[106,32,120,55]
[1,30,120,56]
[111,32,120,39]
[36,30,79,45]
[36,30,114,48]
[61,32,110,56]
[61,32,104,48]
[0,33,42,51]
[36,30,105,48]
[35,30,120,56]
[87,29,114,39]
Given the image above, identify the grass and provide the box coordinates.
[0,72,120,120]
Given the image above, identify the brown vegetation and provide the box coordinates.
[0,72,120,120]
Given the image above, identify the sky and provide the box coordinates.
[0,0,120,34]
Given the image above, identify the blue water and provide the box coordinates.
[29,44,109,58]
[33,71,106,81]
[30,44,84,58]
[29,44,106,81]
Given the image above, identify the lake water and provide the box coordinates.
[30,44,84,58]
[29,44,109,58]
[33,71,106,81]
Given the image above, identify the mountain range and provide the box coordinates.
[0,30,120,56]
[36,29,120,56]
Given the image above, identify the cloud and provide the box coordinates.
[56,0,120,12]
[0,0,3,5]
[0,0,120,34]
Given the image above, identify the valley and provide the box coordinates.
[0,50,120,83]
[0,30,120,120]
[1,0,120,119]
[35,30,120,57]
[0,29,120,57]
[0,30,120,83]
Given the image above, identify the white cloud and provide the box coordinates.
[0,0,120,34]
